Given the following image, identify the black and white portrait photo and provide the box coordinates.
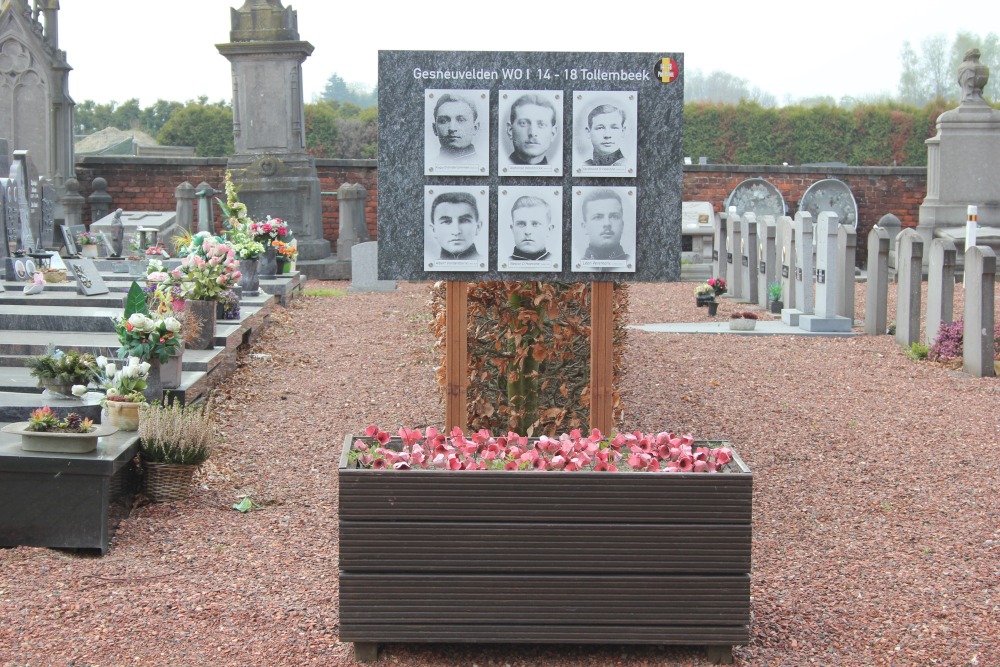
[424,186,489,272]
[498,90,563,177]
[571,91,638,178]
[424,89,490,176]
[571,186,636,273]
[497,187,562,272]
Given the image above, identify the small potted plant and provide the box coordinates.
[767,281,783,314]
[729,311,759,331]
[1,406,117,454]
[138,401,216,502]
[27,346,96,398]
[90,355,150,431]
[76,231,104,258]
[694,282,714,307]
[272,240,298,274]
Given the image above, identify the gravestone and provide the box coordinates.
[60,223,80,256]
[757,215,777,307]
[349,242,396,293]
[681,201,715,263]
[217,0,330,262]
[726,210,743,299]
[724,178,786,219]
[798,179,859,229]
[39,177,55,248]
[782,211,814,326]
[3,176,15,252]
[91,210,179,259]
[836,223,857,322]
[865,226,890,335]
[741,212,758,304]
[962,245,996,377]
[0,179,7,260]
[895,229,924,347]
[9,152,33,249]
[337,183,369,261]
[64,258,110,296]
[60,178,85,248]
[174,182,196,234]
[777,215,796,311]
[926,238,957,345]
[799,212,852,332]
[713,210,728,279]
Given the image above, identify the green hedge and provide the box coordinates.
[683,101,955,167]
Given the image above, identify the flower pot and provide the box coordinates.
[1,421,118,454]
[696,295,713,308]
[338,435,752,662]
[106,401,141,431]
[707,301,719,316]
[276,256,289,275]
[80,244,99,258]
[259,245,277,278]
[729,318,757,331]
[238,258,260,296]
[184,299,216,350]
[159,348,184,390]
[143,461,197,502]
[769,300,783,314]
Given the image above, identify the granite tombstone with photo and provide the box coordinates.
[424,89,490,176]
[498,186,562,272]
[498,90,563,177]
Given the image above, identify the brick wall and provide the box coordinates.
[73,157,926,262]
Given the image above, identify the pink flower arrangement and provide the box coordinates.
[708,277,727,296]
[171,237,241,300]
[249,215,290,242]
[351,426,735,473]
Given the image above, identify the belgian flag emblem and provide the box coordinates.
[656,57,679,84]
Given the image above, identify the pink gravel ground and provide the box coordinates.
[1,280,997,667]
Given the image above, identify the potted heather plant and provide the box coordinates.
[339,426,751,665]
[729,311,759,331]
[138,400,215,502]
[1,406,116,453]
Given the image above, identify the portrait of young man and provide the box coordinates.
[423,187,489,271]
[498,186,562,272]
[423,89,489,176]
[571,186,636,273]
[572,91,638,178]
[498,91,562,176]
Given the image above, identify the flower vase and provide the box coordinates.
[143,361,164,404]
[707,301,719,316]
[106,401,141,431]
[259,245,277,278]
[275,256,289,275]
[42,381,78,399]
[160,348,184,389]
[80,245,98,258]
[238,258,260,296]
[184,299,216,350]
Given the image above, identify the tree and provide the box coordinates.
[304,100,376,159]
[319,73,377,108]
[898,40,923,105]
[156,101,234,157]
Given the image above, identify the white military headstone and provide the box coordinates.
[864,226,890,335]
[962,246,996,377]
[741,213,758,304]
[782,211,814,326]
[777,215,795,311]
[895,229,924,347]
[799,212,852,332]
[713,210,728,279]
[926,238,957,345]
[757,215,777,307]
[836,223,857,322]
[726,208,743,298]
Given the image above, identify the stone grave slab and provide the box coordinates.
[65,259,110,296]
[91,211,178,259]
[349,242,397,293]
[682,201,715,263]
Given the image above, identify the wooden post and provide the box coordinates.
[589,281,614,435]
[445,280,468,432]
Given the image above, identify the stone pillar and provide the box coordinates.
[963,246,996,377]
[757,215,776,307]
[174,181,196,235]
[336,183,369,261]
[87,177,112,225]
[782,211,813,326]
[777,215,795,311]
[877,213,902,280]
[865,226,890,336]
[895,229,924,347]
[59,177,84,253]
[712,209,728,279]
[926,238,957,345]
[726,210,742,299]
[196,181,216,234]
[741,212,758,304]
[837,223,857,323]
[217,0,331,262]
[800,212,852,332]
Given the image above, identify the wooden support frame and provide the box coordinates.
[444,280,468,432]
[589,281,614,434]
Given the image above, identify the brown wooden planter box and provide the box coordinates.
[338,435,752,664]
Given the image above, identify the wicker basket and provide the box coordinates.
[143,461,197,502]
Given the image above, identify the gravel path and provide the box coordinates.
[1,280,997,667]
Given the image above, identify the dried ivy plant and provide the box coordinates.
[430,281,628,436]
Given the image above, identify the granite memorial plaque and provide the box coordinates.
[65,259,110,296]
[725,178,786,220]
[378,50,684,282]
[60,224,79,256]
[798,179,858,230]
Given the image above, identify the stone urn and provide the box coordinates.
[106,400,141,431]
[239,258,260,296]
[259,244,277,278]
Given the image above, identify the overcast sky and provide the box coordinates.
[56,1,998,107]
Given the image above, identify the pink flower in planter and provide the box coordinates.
[714,447,733,466]
[482,442,503,460]
[693,460,708,473]
[354,439,369,452]
[593,461,618,472]
[410,447,426,466]
[665,460,680,472]
[392,461,411,470]
[610,433,627,449]
[676,454,694,472]
[398,427,422,447]
[590,428,604,442]
[504,460,520,471]
[357,453,373,466]
[531,457,548,471]
[550,454,566,470]
[371,458,387,469]
[647,458,661,472]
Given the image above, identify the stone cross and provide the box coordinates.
[782,211,814,326]
[895,229,924,347]
[777,215,796,311]
[757,215,777,307]
[926,238,957,345]
[864,226,890,336]
[741,212,758,304]
[799,212,852,332]
[726,209,743,299]
[836,223,857,323]
[963,245,996,377]
[712,209,728,279]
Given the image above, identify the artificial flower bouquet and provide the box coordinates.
[79,355,149,403]
[272,240,298,262]
[76,231,103,246]
[250,215,289,243]
[694,283,714,298]
[171,236,242,301]
[708,276,727,297]
[113,312,182,363]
